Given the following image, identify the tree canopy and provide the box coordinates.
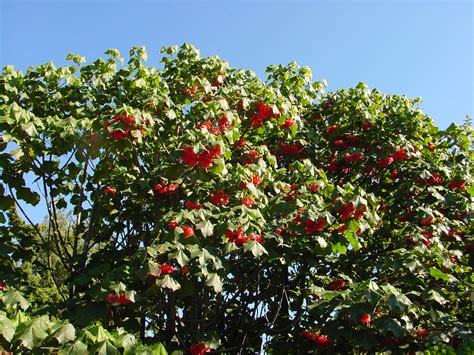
[0,44,473,354]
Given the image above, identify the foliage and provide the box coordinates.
[0,44,472,353]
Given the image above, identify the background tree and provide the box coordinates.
[0,44,472,353]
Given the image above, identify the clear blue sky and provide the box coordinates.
[0,1,472,224]
[1,0,472,128]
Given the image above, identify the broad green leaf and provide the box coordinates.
[51,323,76,344]
[243,240,268,257]
[60,341,89,355]
[2,290,30,310]
[206,273,223,293]
[0,313,16,342]
[157,275,181,291]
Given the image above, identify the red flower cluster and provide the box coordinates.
[189,343,210,355]
[448,179,466,191]
[302,330,332,349]
[303,217,328,234]
[308,183,319,191]
[160,263,175,275]
[360,313,371,324]
[104,112,142,140]
[327,279,346,291]
[244,150,260,165]
[418,173,443,186]
[391,148,410,161]
[185,201,204,210]
[354,205,367,221]
[209,191,229,206]
[333,139,349,151]
[242,196,255,207]
[153,181,179,194]
[225,228,248,245]
[0,281,6,290]
[181,226,195,238]
[339,202,356,221]
[104,186,118,196]
[106,292,132,305]
[181,145,222,169]
[344,152,364,162]
[280,118,295,129]
[377,157,394,168]
[250,102,277,128]
[325,124,340,135]
[168,220,179,231]
[277,142,304,156]
[416,328,429,337]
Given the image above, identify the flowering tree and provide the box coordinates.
[0,44,472,353]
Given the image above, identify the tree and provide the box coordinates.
[0,44,472,353]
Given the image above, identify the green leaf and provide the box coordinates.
[157,275,181,291]
[2,290,30,310]
[243,240,268,257]
[60,341,89,355]
[51,323,76,345]
[206,273,223,293]
[426,289,448,305]
[197,220,214,237]
[344,230,361,250]
[429,267,449,282]
[21,122,37,136]
[16,316,50,350]
[0,313,16,342]
[93,340,119,355]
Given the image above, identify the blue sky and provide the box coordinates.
[1,0,472,129]
[0,0,472,223]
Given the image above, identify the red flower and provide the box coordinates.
[277,143,303,156]
[153,182,179,194]
[198,151,214,169]
[448,179,466,191]
[303,218,328,234]
[377,157,394,168]
[303,331,332,349]
[117,292,133,305]
[160,263,175,275]
[182,226,194,238]
[390,169,400,179]
[419,217,433,226]
[196,120,212,130]
[218,114,230,131]
[333,140,349,150]
[209,191,229,206]
[189,343,210,355]
[235,137,246,148]
[417,328,429,337]
[391,148,409,161]
[280,118,295,129]
[339,202,356,221]
[327,279,346,291]
[225,228,248,245]
[106,293,118,303]
[249,233,264,243]
[325,161,340,172]
[344,152,364,162]
[361,121,372,130]
[119,112,136,127]
[427,143,436,151]
[354,205,367,221]
[181,266,190,274]
[242,196,255,208]
[0,281,6,290]
[252,174,263,186]
[104,187,118,196]
[360,313,371,324]
[168,220,178,231]
[108,130,128,140]
[308,183,319,191]
[325,124,340,135]
[181,147,199,167]
[250,102,275,128]
[426,173,443,186]
[185,201,203,210]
